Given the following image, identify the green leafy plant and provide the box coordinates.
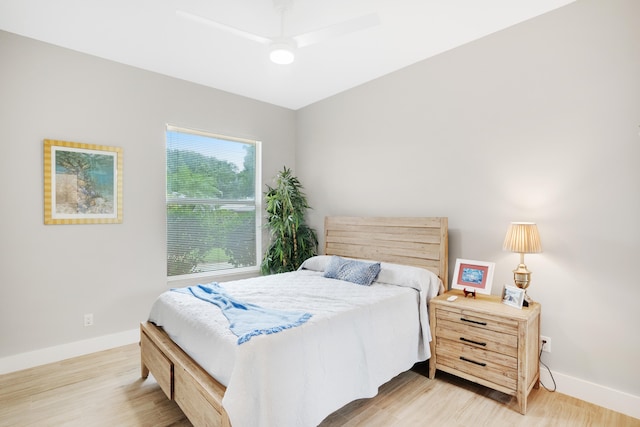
[261,167,318,275]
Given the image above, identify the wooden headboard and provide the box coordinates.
[324,216,449,285]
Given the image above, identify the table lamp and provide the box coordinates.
[503,222,542,306]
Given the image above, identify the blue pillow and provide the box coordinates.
[323,256,381,286]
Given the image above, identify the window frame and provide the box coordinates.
[166,124,262,281]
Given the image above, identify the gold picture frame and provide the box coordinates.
[44,139,123,224]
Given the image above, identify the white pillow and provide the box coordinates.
[375,261,443,300]
[300,255,442,297]
[298,255,333,272]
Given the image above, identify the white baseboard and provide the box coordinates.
[0,328,139,375]
[2,332,638,421]
[540,367,640,420]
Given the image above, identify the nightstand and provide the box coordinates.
[428,290,541,414]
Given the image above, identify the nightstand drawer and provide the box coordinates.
[436,306,519,335]
[435,318,518,357]
[436,338,517,390]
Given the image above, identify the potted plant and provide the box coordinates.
[261,166,318,274]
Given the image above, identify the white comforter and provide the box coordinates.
[149,256,443,427]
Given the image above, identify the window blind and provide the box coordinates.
[166,125,261,277]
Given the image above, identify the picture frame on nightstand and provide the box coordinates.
[502,284,525,309]
[451,259,495,295]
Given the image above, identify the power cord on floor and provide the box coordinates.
[539,339,557,392]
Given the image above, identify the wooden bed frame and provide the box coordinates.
[141,216,448,427]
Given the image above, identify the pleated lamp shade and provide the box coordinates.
[503,222,542,254]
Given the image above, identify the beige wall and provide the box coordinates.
[296,0,640,397]
[0,30,295,357]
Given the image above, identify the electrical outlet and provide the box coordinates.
[540,335,551,353]
[84,313,94,327]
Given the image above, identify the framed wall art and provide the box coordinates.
[44,139,123,224]
[451,258,495,295]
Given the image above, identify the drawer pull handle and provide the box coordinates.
[460,317,487,326]
[460,337,487,347]
[460,356,487,367]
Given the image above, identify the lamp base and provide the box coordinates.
[513,263,532,290]
[513,263,533,307]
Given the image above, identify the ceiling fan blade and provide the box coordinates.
[176,10,273,45]
[292,12,380,48]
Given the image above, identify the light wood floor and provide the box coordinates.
[1,344,638,427]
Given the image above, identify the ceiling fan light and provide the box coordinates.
[270,44,295,65]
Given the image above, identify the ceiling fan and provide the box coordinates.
[176,0,380,64]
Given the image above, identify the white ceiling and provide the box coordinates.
[0,0,575,110]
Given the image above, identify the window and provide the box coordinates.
[166,125,261,278]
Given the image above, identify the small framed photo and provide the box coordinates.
[451,259,495,295]
[502,285,525,309]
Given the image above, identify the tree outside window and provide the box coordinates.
[166,126,261,277]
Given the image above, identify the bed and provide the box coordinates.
[141,216,448,427]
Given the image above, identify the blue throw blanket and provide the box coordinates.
[172,283,312,344]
